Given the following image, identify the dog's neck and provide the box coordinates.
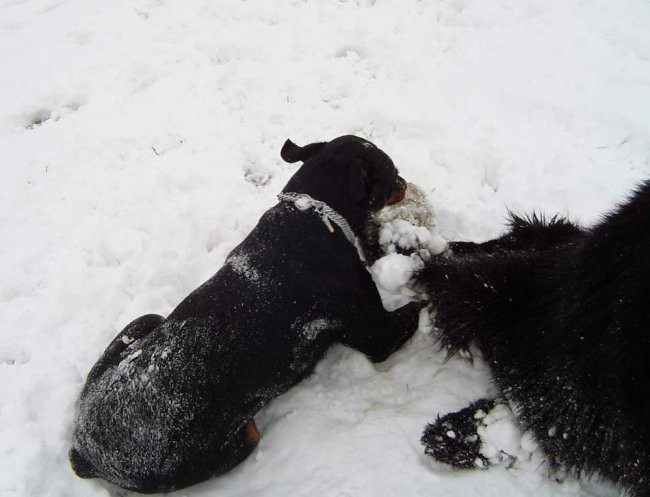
[278,192,367,264]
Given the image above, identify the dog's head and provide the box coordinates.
[281,135,407,216]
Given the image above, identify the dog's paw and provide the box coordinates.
[422,398,496,469]
[423,399,542,471]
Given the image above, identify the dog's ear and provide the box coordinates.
[348,158,369,202]
[281,139,326,163]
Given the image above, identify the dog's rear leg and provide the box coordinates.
[208,418,260,479]
[245,418,260,447]
[71,315,165,481]
[86,314,165,383]
[153,418,261,491]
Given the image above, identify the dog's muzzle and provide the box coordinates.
[386,176,407,206]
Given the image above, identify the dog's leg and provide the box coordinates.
[245,418,260,447]
[421,398,497,469]
[71,315,165,483]
[372,301,422,362]
[85,314,165,384]
[358,217,384,266]
[340,274,421,363]
[207,418,260,478]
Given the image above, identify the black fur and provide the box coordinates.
[419,181,650,496]
[70,135,418,493]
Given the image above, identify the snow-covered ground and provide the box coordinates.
[1,0,649,496]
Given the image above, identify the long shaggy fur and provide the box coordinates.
[419,181,650,497]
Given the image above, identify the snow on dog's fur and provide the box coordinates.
[418,181,650,497]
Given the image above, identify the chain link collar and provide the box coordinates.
[278,192,367,264]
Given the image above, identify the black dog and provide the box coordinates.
[70,135,419,493]
[418,181,650,496]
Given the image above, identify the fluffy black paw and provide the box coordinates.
[421,398,496,469]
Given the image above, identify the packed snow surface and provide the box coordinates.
[1,0,649,496]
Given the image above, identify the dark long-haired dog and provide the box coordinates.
[419,181,650,496]
[70,135,419,493]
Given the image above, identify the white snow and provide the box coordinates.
[300,318,334,341]
[226,252,262,283]
[1,0,649,496]
[477,402,537,467]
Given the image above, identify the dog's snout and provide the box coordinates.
[385,176,407,206]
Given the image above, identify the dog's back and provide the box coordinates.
[69,205,358,492]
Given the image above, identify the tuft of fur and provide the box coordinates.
[419,181,650,497]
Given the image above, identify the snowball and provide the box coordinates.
[520,430,539,454]
[478,409,523,460]
[371,253,416,292]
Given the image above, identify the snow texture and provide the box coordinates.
[475,402,544,470]
[1,0,649,496]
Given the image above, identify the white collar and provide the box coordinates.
[278,192,367,264]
